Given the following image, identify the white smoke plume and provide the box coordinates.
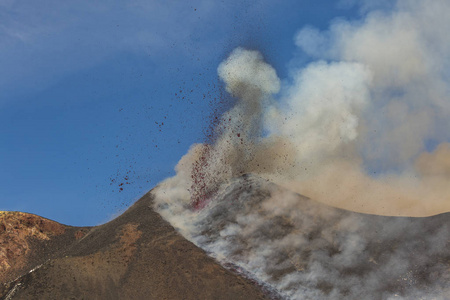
[154,0,450,298]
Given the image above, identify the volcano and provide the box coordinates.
[2,176,449,299]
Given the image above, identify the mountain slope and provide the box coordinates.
[0,192,270,300]
[0,211,86,286]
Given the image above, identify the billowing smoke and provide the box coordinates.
[153,0,450,299]
[284,0,450,216]
[188,48,282,208]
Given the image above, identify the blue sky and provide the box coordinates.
[0,1,367,226]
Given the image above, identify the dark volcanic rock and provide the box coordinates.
[0,193,269,300]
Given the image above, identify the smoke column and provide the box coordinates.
[154,0,450,298]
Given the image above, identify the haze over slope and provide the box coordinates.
[156,175,450,299]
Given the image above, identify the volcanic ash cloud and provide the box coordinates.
[153,0,450,298]
[167,0,450,217]
[157,0,450,217]
[284,0,450,216]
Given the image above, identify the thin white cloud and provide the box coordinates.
[0,0,262,103]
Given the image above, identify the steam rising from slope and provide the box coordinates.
[154,0,450,298]
[156,175,450,299]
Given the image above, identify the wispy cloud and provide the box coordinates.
[0,0,266,102]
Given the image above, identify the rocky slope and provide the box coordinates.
[0,192,270,300]
[0,211,86,285]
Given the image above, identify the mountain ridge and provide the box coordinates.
[0,191,271,300]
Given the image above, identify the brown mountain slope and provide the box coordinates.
[0,211,88,286]
[0,192,271,300]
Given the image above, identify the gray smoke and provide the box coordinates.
[153,0,450,299]
[158,175,450,299]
